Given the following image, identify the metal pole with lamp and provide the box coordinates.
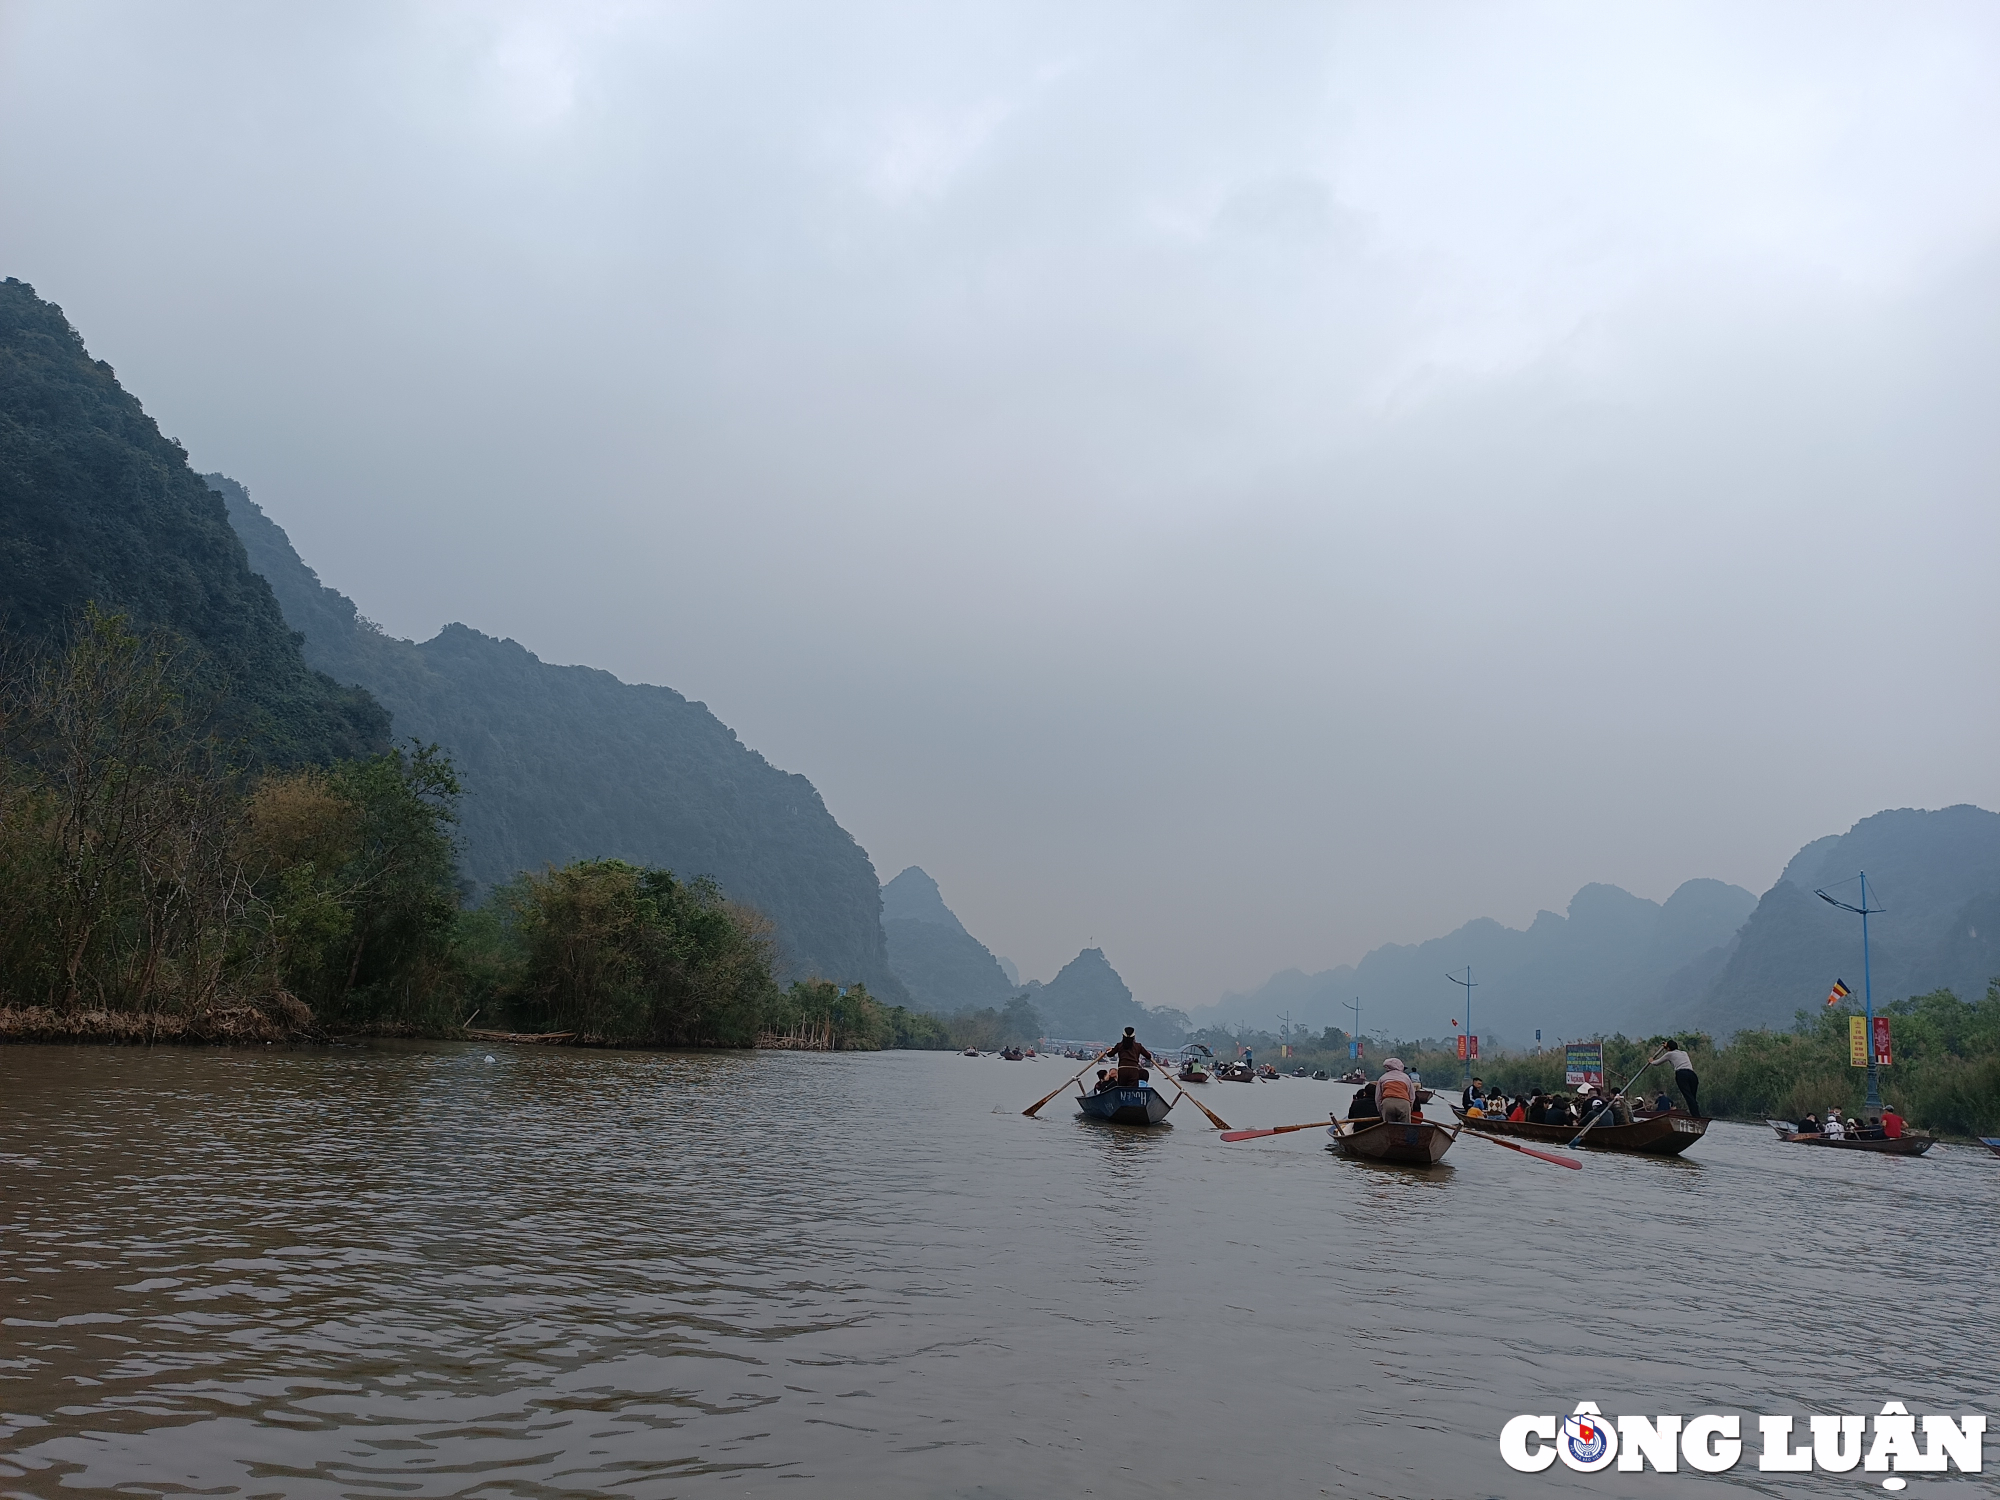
[1816,872,1884,1115]
[1447,967,1476,1087]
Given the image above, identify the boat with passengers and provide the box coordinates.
[1454,1104,1708,1157]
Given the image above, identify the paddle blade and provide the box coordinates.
[1219,1121,1324,1143]
[1496,1137,1583,1169]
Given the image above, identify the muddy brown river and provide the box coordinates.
[0,1044,1991,1498]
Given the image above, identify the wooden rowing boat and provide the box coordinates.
[1326,1116,1455,1165]
[1076,1085,1173,1126]
[1454,1106,1708,1157]
[1764,1121,1935,1155]
[1176,1066,1211,1083]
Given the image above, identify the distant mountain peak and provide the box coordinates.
[881,866,967,935]
[878,866,1013,1012]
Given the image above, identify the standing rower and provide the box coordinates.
[1651,1038,1702,1117]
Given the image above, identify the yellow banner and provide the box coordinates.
[1849,1015,1867,1067]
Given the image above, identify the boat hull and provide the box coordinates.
[1981,1137,2000,1158]
[1765,1122,1934,1155]
[1455,1108,1708,1156]
[1327,1118,1455,1165]
[1076,1087,1172,1126]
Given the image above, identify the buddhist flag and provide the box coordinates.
[1825,978,1852,1007]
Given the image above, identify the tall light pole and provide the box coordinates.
[1817,872,1884,1115]
[1447,967,1476,1086]
[1344,996,1362,1061]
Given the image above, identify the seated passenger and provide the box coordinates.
[1347,1083,1378,1120]
[1824,1114,1845,1139]
[1507,1099,1527,1122]
[1526,1095,1548,1124]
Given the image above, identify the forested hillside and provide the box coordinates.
[0,280,385,764]
[215,476,906,997]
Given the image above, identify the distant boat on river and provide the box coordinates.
[1765,1120,1934,1156]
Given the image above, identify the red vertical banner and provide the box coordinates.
[1469,1035,1479,1060]
[1873,1017,1891,1066]
[1455,1035,1467,1060]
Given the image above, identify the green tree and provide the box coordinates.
[504,859,779,1044]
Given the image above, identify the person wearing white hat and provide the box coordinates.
[1376,1056,1418,1124]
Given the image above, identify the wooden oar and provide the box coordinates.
[1161,1075,1231,1131]
[1220,1118,1329,1143]
[1023,1049,1111,1117]
[1454,1125,1581,1170]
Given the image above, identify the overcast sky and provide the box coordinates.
[4,2,1997,1016]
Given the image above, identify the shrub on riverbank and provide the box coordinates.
[2,610,929,1051]
[0,610,460,1037]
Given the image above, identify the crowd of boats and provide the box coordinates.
[997,1034,1999,1172]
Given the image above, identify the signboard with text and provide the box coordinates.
[1564,1042,1604,1087]
[1873,1016,1892,1067]
[1850,1015,1868,1067]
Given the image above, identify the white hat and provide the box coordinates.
[1382,1057,1405,1071]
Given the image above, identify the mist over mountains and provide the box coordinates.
[1196,806,2000,1046]
[1684,805,2000,1036]
[214,476,906,999]
[7,283,1994,1047]
[1190,879,1757,1046]
[879,866,1016,1012]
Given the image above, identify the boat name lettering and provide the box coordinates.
[1500,1403,1984,1488]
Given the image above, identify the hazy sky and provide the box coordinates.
[5,2,1998,1017]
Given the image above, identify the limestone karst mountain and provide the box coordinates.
[879,867,1016,1011]
[216,475,906,997]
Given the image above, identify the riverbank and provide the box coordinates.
[0,1003,306,1045]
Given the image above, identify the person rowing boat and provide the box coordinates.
[1107,1026,1155,1086]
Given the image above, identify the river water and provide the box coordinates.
[0,1044,1992,1500]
